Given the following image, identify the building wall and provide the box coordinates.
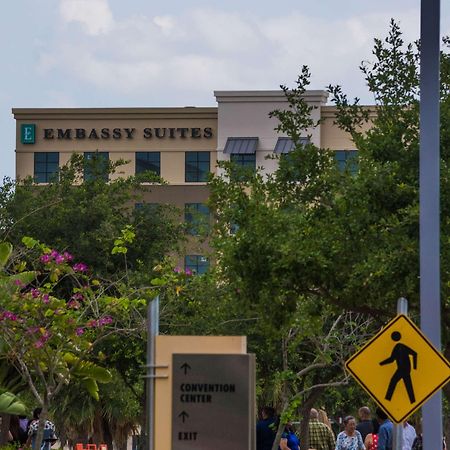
[14,107,217,184]
[13,93,362,271]
[214,90,329,176]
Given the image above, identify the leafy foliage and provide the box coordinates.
[0,154,183,279]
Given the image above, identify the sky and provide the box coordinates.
[1,0,448,181]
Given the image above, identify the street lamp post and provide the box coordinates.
[420,1,442,449]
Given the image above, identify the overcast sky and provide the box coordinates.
[1,0,448,181]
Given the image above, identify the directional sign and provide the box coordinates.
[346,314,450,423]
[172,353,255,450]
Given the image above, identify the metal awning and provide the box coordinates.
[223,137,258,154]
[273,137,309,154]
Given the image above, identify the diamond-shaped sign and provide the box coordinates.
[346,314,450,423]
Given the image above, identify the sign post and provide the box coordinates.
[420,0,442,449]
[345,314,450,424]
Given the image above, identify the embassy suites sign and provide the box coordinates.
[44,127,214,140]
[20,124,213,144]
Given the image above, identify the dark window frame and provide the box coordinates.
[230,153,256,180]
[334,150,358,174]
[184,255,209,275]
[84,152,109,181]
[185,151,210,182]
[135,152,161,176]
[184,203,210,235]
[34,152,59,183]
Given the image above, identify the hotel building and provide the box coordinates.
[13,90,362,273]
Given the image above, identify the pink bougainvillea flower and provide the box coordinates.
[14,279,24,286]
[67,300,80,309]
[55,254,65,264]
[173,267,182,273]
[50,249,59,258]
[34,340,44,349]
[63,251,73,261]
[42,294,50,304]
[185,268,193,276]
[86,319,98,328]
[31,288,40,298]
[98,316,113,326]
[3,311,18,321]
[40,254,51,264]
[75,327,85,336]
[71,293,84,301]
[73,262,88,272]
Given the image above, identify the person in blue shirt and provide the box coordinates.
[280,423,300,450]
[376,408,393,450]
[257,406,277,450]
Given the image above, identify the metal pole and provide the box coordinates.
[146,296,159,450]
[392,298,408,450]
[420,1,442,450]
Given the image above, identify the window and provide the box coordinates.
[185,152,210,182]
[230,153,256,180]
[185,255,209,275]
[334,150,358,174]
[84,152,109,181]
[185,203,210,235]
[135,202,160,211]
[136,152,160,176]
[34,152,59,183]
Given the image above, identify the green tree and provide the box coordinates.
[0,239,146,450]
[0,154,183,279]
[207,20,450,449]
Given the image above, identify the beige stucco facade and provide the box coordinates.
[214,90,329,176]
[13,107,217,184]
[13,92,365,269]
[13,94,362,185]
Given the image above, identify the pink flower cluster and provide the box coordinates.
[28,289,50,303]
[0,311,18,321]
[67,293,84,309]
[39,250,88,273]
[34,330,51,349]
[73,262,88,272]
[86,316,113,328]
[174,267,193,276]
[40,250,73,265]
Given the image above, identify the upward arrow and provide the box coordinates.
[178,411,189,423]
[180,362,191,375]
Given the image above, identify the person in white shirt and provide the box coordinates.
[403,421,417,450]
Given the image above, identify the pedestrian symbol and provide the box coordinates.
[346,314,450,423]
[379,331,417,403]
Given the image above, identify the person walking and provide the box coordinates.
[25,408,57,450]
[335,415,365,450]
[256,406,277,450]
[308,408,335,450]
[356,407,374,442]
[280,422,300,450]
[376,408,393,450]
[402,421,416,450]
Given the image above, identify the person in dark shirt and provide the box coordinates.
[356,406,374,442]
[256,406,277,450]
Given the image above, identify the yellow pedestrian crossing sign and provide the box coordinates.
[345,314,450,423]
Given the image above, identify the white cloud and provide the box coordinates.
[59,0,114,36]
[41,5,422,104]
[153,15,176,36]
[188,9,263,54]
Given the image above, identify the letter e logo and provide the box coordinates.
[21,124,35,144]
